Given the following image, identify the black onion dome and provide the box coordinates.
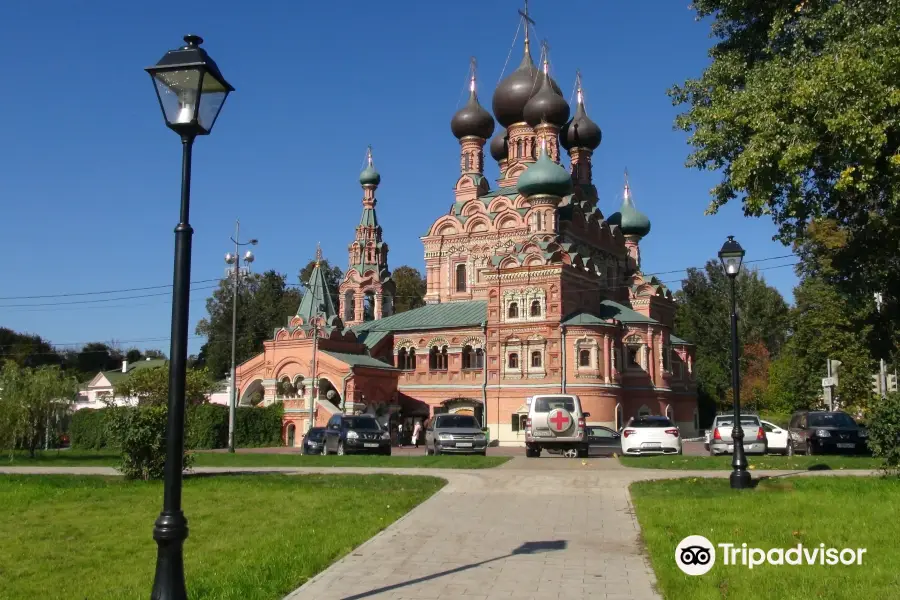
[490,128,508,161]
[492,52,563,128]
[560,94,602,151]
[524,66,570,128]
[450,88,495,140]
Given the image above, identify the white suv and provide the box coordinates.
[524,394,589,458]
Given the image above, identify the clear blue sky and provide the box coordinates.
[0,0,797,356]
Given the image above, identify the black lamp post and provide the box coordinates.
[146,35,233,600]
[718,235,751,489]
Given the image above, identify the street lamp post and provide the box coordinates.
[146,34,233,600]
[719,235,751,490]
[225,222,257,453]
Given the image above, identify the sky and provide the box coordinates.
[0,0,798,357]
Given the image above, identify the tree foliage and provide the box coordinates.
[865,391,900,474]
[106,404,193,480]
[0,328,63,368]
[195,270,302,378]
[112,365,216,407]
[0,361,78,457]
[672,0,900,365]
[675,260,789,418]
[391,266,426,314]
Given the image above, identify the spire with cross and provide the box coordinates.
[315,242,322,266]
[518,0,535,56]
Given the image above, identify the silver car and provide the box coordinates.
[709,414,767,456]
[424,414,488,456]
[524,394,589,458]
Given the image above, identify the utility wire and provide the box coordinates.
[0,278,223,301]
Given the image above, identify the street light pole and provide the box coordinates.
[146,34,233,600]
[225,222,257,453]
[719,236,751,490]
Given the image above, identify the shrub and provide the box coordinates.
[106,405,193,481]
[70,409,115,450]
[186,403,229,450]
[866,392,900,475]
[235,402,284,447]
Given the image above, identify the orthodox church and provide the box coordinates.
[235,12,698,447]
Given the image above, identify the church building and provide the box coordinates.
[235,10,698,447]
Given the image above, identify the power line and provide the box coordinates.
[0,285,219,308]
[0,278,223,301]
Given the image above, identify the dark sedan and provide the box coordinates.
[301,427,327,455]
[788,410,869,456]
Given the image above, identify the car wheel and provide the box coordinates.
[337,442,345,456]
[479,450,487,457]
[433,444,441,456]
[577,446,588,459]
[425,445,432,456]
[321,443,328,456]
[805,442,815,456]
[563,448,578,459]
[786,443,794,457]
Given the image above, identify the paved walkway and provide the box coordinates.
[0,460,878,600]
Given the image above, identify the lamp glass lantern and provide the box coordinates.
[146,35,234,136]
[718,236,745,278]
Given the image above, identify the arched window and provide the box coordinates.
[461,344,473,369]
[530,299,541,317]
[508,353,519,369]
[579,349,591,367]
[397,348,407,370]
[531,351,542,368]
[464,153,471,171]
[516,139,523,158]
[474,348,484,369]
[430,345,448,371]
[343,290,355,321]
[407,348,416,370]
[508,302,519,319]
[456,264,467,293]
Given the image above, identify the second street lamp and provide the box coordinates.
[718,235,751,490]
[145,34,233,600]
[225,221,257,453]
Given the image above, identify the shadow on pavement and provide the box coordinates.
[340,540,568,600]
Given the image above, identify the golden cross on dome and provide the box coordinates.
[540,39,550,73]
[624,169,632,201]
[518,0,535,55]
[366,145,373,167]
[315,242,322,266]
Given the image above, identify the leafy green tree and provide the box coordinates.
[0,361,77,457]
[0,328,63,368]
[113,365,216,407]
[671,0,900,362]
[391,266,426,314]
[195,270,302,378]
[106,404,193,480]
[299,258,343,310]
[865,391,900,474]
[675,260,790,417]
[76,342,122,375]
[767,275,874,414]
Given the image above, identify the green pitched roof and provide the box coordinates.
[321,350,395,370]
[355,329,391,350]
[353,301,487,333]
[669,335,693,346]
[100,358,168,385]
[562,300,658,326]
[359,206,379,228]
[296,260,337,322]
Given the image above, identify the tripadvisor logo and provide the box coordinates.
[675,536,866,575]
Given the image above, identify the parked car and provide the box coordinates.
[524,394,589,458]
[424,413,488,456]
[620,416,682,455]
[322,414,391,456]
[301,427,327,455]
[787,410,869,456]
[709,414,767,456]
[546,426,621,457]
[761,420,789,455]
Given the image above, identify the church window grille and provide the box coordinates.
[456,264,467,292]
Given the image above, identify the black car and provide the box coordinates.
[301,427,327,455]
[322,414,391,456]
[787,410,869,456]
[546,426,621,457]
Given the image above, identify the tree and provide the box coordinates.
[766,275,874,414]
[76,342,122,375]
[195,270,302,378]
[671,0,900,360]
[113,365,216,407]
[299,258,343,310]
[675,260,790,416]
[391,266,426,314]
[0,328,63,368]
[0,361,77,457]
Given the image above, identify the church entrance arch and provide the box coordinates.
[317,377,341,408]
[286,423,296,447]
[240,379,264,406]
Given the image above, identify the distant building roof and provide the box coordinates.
[353,301,487,334]
[320,350,396,371]
[669,335,693,346]
[562,300,658,326]
[100,358,168,385]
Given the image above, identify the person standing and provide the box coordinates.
[412,419,423,449]
[397,421,404,448]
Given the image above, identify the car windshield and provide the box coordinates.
[343,417,380,430]
[307,429,325,440]
[631,417,673,428]
[717,417,760,427]
[533,397,576,413]
[435,415,479,429]
[809,413,857,428]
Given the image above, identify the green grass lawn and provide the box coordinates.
[1,449,509,469]
[620,454,881,471]
[0,473,444,600]
[630,477,900,600]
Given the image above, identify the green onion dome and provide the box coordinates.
[607,180,651,237]
[359,147,380,187]
[517,143,573,198]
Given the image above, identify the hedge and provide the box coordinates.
[70,402,284,450]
